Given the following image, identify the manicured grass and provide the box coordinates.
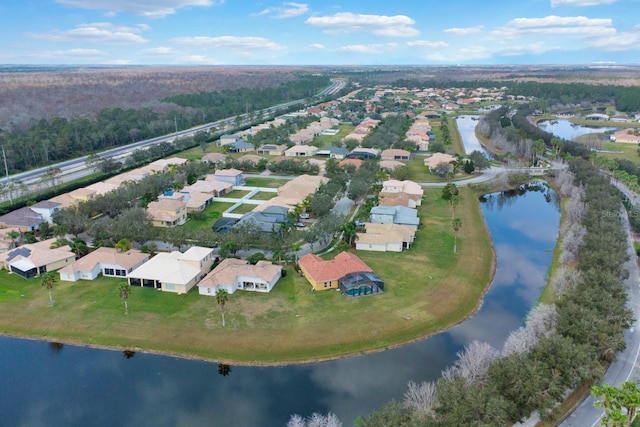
[248,191,277,201]
[312,123,355,147]
[0,188,494,365]
[225,189,250,198]
[182,202,235,232]
[244,177,288,188]
[228,203,255,214]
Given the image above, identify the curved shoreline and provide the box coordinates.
[0,190,498,367]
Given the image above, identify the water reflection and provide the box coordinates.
[538,119,618,141]
[0,186,560,427]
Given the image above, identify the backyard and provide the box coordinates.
[0,187,494,365]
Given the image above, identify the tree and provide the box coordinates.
[118,282,131,315]
[442,183,459,201]
[85,153,101,173]
[433,162,452,178]
[449,195,459,219]
[469,150,490,170]
[115,238,132,253]
[452,217,462,254]
[592,382,640,427]
[340,221,358,247]
[218,363,232,377]
[216,289,229,327]
[6,230,19,248]
[40,271,57,307]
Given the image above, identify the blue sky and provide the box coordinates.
[1,0,638,65]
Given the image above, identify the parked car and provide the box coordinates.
[294,222,306,228]
[299,213,310,219]
[355,220,366,227]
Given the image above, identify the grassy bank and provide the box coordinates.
[0,187,494,365]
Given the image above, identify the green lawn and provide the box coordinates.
[228,203,255,214]
[225,189,250,198]
[248,191,278,201]
[312,123,355,147]
[0,188,494,365]
[244,178,288,188]
[182,202,235,232]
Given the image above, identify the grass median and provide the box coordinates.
[0,187,494,365]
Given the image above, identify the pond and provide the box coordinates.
[1,184,560,427]
[456,115,490,156]
[537,119,619,141]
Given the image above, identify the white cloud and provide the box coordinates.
[258,2,309,19]
[407,40,449,48]
[443,26,484,35]
[337,43,399,54]
[495,15,615,37]
[551,0,617,6]
[143,46,176,55]
[55,0,219,19]
[35,48,108,58]
[586,25,640,50]
[307,43,325,49]
[305,12,419,37]
[27,22,149,44]
[171,36,285,50]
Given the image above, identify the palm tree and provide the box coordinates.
[118,282,131,315]
[6,230,19,248]
[40,271,57,307]
[340,221,358,247]
[452,217,462,254]
[218,363,232,377]
[115,238,132,253]
[216,289,229,327]
[449,195,459,219]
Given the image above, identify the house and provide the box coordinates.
[202,176,234,196]
[212,218,239,233]
[369,205,419,229]
[215,168,245,186]
[610,129,640,144]
[219,134,238,146]
[347,148,380,160]
[238,205,289,232]
[127,246,215,294]
[226,140,254,153]
[338,159,363,169]
[356,223,416,252]
[0,203,57,232]
[379,160,405,171]
[256,144,287,156]
[147,199,187,228]
[59,247,150,282]
[285,145,318,157]
[380,149,411,161]
[85,181,119,196]
[237,154,264,166]
[49,188,97,209]
[0,238,75,279]
[316,146,348,159]
[424,153,457,172]
[150,157,188,169]
[255,174,328,212]
[381,180,423,207]
[201,152,228,165]
[197,258,282,295]
[29,201,62,224]
[298,251,384,296]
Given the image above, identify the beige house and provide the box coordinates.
[197,258,282,295]
[285,145,318,157]
[611,129,640,144]
[201,152,228,165]
[380,149,411,160]
[49,187,98,209]
[356,223,416,252]
[59,247,150,282]
[127,246,215,294]
[0,238,75,279]
[380,180,423,207]
[256,144,287,156]
[424,153,457,172]
[255,174,329,212]
[147,199,187,227]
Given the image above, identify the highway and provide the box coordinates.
[0,78,345,196]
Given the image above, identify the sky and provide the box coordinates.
[1,0,639,66]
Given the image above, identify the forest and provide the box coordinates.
[0,74,332,174]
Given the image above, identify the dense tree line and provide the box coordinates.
[0,76,331,174]
[360,160,634,426]
[361,114,413,150]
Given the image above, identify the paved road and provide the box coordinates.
[560,207,640,427]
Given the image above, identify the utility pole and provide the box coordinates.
[174,116,178,133]
[2,145,12,204]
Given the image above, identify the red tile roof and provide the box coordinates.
[298,252,373,282]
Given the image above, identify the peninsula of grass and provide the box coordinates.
[0,188,494,365]
[182,201,235,232]
[244,177,288,188]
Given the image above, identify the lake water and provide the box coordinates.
[537,119,618,141]
[456,115,489,156]
[1,184,560,427]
